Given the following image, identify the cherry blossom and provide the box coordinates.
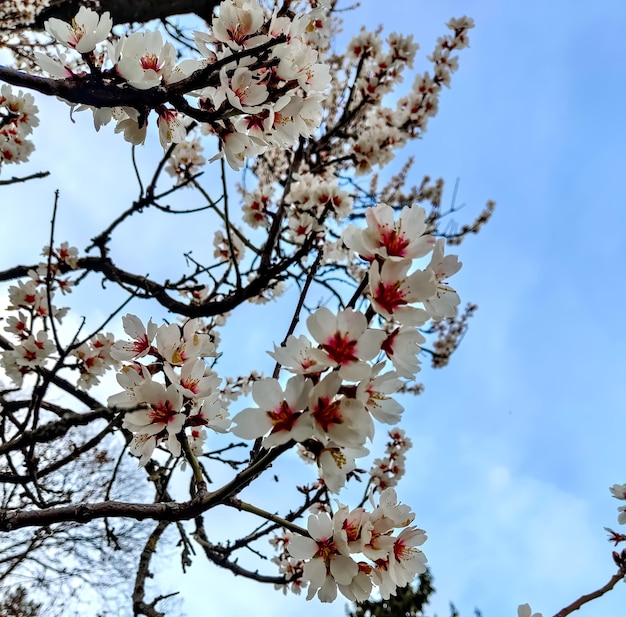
[306,307,385,381]
[269,334,328,376]
[110,314,157,361]
[356,364,404,425]
[12,331,55,369]
[380,325,425,379]
[309,372,370,447]
[1,85,39,166]
[163,358,220,400]
[423,238,463,320]
[369,259,435,325]
[370,428,412,491]
[287,512,359,602]
[610,484,626,500]
[123,380,185,458]
[156,107,187,148]
[343,203,434,262]
[156,319,214,366]
[114,31,177,90]
[44,6,112,53]
[387,526,428,587]
[190,395,232,434]
[231,375,313,447]
[315,442,369,493]
[212,0,266,50]
[165,138,206,183]
[223,67,269,113]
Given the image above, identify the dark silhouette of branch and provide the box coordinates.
[0,171,49,185]
[34,0,219,27]
[132,520,171,617]
[553,571,624,617]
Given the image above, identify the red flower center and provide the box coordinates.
[380,229,409,257]
[374,281,406,314]
[313,397,342,432]
[268,400,298,432]
[321,332,358,366]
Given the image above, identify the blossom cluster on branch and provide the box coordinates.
[0,1,533,615]
[0,84,39,167]
[276,488,427,602]
[27,1,333,166]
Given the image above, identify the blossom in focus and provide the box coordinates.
[191,395,232,434]
[231,375,313,447]
[45,7,112,53]
[343,203,434,262]
[309,372,370,446]
[287,512,359,602]
[111,314,157,361]
[123,380,185,457]
[269,334,329,376]
[380,325,425,379]
[114,31,177,89]
[212,0,267,49]
[163,358,220,399]
[387,526,428,588]
[356,364,404,425]
[369,259,435,325]
[156,319,213,366]
[306,307,385,381]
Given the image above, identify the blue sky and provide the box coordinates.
[1,1,626,616]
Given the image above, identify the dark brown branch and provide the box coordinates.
[0,442,291,531]
[34,0,219,27]
[0,67,167,110]
[0,35,286,117]
[0,493,209,531]
[553,571,624,617]
[132,520,170,617]
[1,242,316,318]
[193,517,287,585]
[0,171,50,185]
[0,405,115,454]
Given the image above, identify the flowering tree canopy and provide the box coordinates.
[0,2,624,616]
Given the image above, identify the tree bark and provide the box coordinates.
[34,0,220,27]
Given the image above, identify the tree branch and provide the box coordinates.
[553,571,624,617]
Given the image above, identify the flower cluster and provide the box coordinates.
[278,488,427,603]
[165,138,206,184]
[326,18,474,175]
[282,170,354,245]
[34,1,331,164]
[369,428,412,491]
[0,84,39,167]
[230,202,461,495]
[0,242,122,390]
[108,314,231,465]
[344,202,462,324]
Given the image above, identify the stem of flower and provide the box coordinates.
[225,498,310,537]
